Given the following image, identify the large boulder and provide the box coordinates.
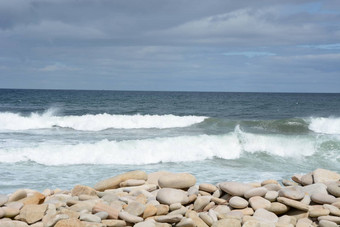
[94,170,147,191]
[158,173,196,189]
[156,188,189,205]
[17,204,48,224]
[313,169,340,183]
[219,182,253,197]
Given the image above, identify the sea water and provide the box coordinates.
[0,89,340,193]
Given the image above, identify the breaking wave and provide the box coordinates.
[0,109,207,131]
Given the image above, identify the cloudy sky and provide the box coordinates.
[0,0,340,92]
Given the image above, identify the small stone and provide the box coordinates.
[156,188,188,205]
[43,214,69,227]
[6,201,23,210]
[311,193,337,204]
[119,210,143,223]
[143,204,157,218]
[319,220,338,227]
[169,206,187,216]
[69,201,96,212]
[278,186,305,200]
[313,169,340,183]
[292,175,303,184]
[210,197,227,205]
[302,183,328,196]
[101,219,127,227]
[92,202,119,219]
[22,193,45,206]
[134,220,156,227]
[17,204,48,224]
[286,209,309,220]
[176,217,195,227]
[94,170,148,191]
[277,197,309,211]
[300,195,311,205]
[0,221,29,227]
[156,204,169,215]
[219,182,253,197]
[187,186,199,196]
[229,196,248,209]
[282,179,298,187]
[8,189,27,202]
[199,184,217,193]
[323,204,340,216]
[155,214,183,223]
[266,202,289,215]
[309,205,330,218]
[2,207,20,218]
[71,185,97,197]
[278,215,296,225]
[54,218,83,227]
[244,187,268,199]
[79,213,101,223]
[199,212,213,226]
[0,194,9,206]
[249,196,271,210]
[186,210,209,227]
[296,218,313,227]
[59,209,80,219]
[170,203,182,211]
[318,216,340,224]
[193,196,211,211]
[261,179,279,186]
[158,173,196,189]
[124,201,145,216]
[301,173,313,186]
[327,182,340,197]
[265,191,279,202]
[213,205,231,215]
[211,218,241,227]
[94,211,108,220]
[120,179,146,187]
[203,201,215,211]
[263,183,281,191]
[234,207,254,216]
[254,208,278,223]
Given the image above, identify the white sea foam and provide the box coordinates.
[0,126,323,165]
[308,117,340,134]
[0,109,207,131]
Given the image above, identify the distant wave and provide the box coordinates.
[308,117,340,134]
[0,109,207,131]
[0,126,329,166]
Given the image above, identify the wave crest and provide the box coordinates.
[0,109,207,131]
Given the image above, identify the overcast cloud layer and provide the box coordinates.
[0,0,340,92]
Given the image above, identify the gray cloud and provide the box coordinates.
[0,0,339,92]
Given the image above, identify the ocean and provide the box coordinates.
[0,89,340,193]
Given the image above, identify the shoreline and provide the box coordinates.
[0,168,339,227]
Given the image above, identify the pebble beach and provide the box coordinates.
[1,168,340,227]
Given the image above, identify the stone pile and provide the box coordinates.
[0,168,340,227]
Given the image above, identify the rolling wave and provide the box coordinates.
[1,126,336,166]
[0,109,207,131]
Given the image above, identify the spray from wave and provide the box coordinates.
[308,117,340,134]
[0,109,207,131]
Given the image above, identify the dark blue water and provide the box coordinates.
[0,89,340,193]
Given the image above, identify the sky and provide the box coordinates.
[0,0,340,92]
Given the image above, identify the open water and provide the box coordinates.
[0,89,340,193]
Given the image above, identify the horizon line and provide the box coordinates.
[0,87,339,94]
